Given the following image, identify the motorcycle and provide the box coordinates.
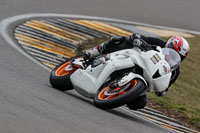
[49,40,181,109]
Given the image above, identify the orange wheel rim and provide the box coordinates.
[55,61,78,76]
[98,80,138,100]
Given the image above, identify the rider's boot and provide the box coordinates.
[82,48,100,60]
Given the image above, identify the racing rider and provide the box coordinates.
[83,33,190,110]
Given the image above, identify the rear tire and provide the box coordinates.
[94,79,145,109]
[49,55,82,91]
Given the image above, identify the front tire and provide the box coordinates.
[94,79,145,109]
[50,56,82,91]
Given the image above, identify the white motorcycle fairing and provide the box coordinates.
[70,47,173,98]
[70,53,136,98]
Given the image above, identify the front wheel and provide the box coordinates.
[94,79,145,109]
[50,55,82,91]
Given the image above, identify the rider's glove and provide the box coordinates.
[133,39,143,47]
[133,39,152,51]
[82,48,100,60]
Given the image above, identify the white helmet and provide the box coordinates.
[165,35,190,61]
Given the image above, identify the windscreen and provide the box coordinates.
[162,48,181,71]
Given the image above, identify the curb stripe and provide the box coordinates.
[32,20,88,41]
[15,25,76,49]
[15,33,74,53]
[71,20,132,36]
[17,40,74,58]
[42,61,56,69]
[15,35,74,57]
[122,107,197,133]
[62,19,111,38]
[59,19,110,38]
[24,46,66,61]
[28,51,62,64]
[43,19,93,40]
[91,21,132,36]
[139,108,182,125]
[24,21,80,44]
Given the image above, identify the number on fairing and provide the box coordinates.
[150,53,161,64]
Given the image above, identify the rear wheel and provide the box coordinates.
[94,79,145,109]
[50,56,82,91]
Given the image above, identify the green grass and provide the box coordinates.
[148,35,200,129]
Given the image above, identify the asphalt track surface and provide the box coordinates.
[0,0,199,133]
